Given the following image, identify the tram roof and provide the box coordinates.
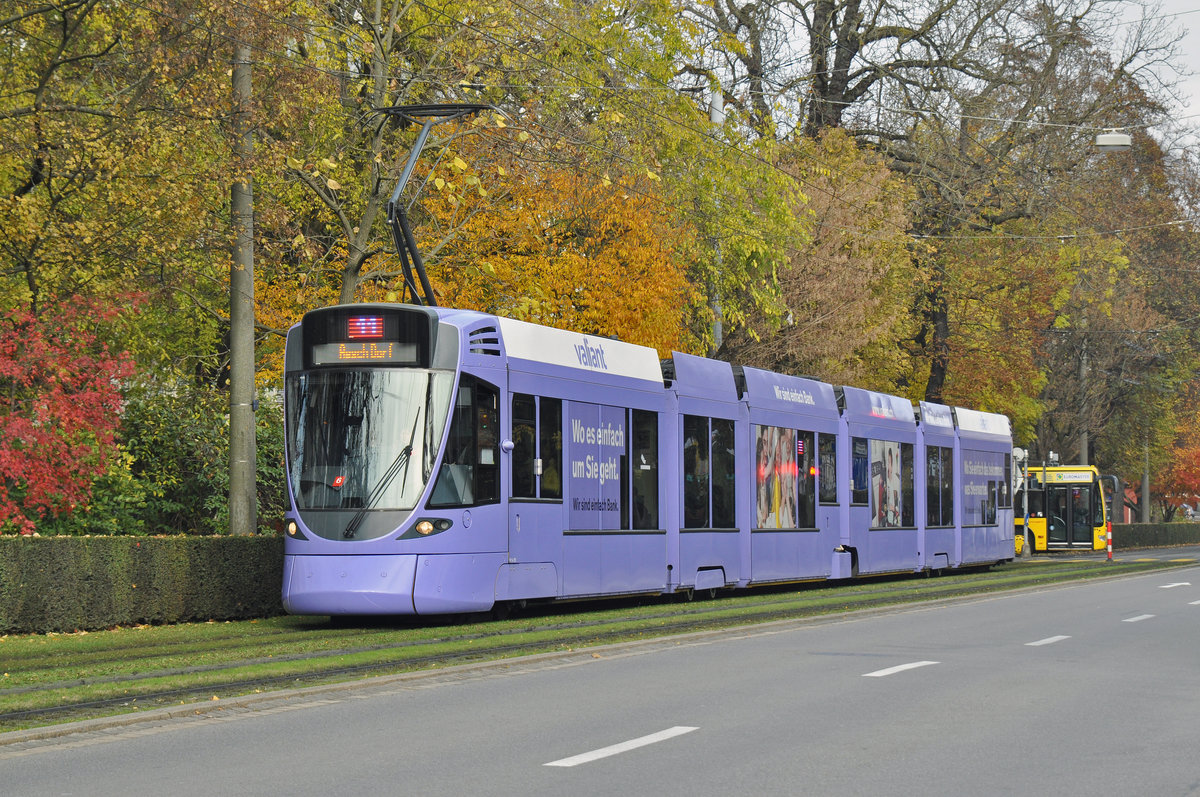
[494,316,664,385]
[953,406,1012,442]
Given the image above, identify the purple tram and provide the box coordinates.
[281,303,1014,616]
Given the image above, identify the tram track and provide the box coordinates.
[0,558,1187,733]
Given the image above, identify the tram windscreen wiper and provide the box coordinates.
[343,410,422,539]
[343,443,413,539]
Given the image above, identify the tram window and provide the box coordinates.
[940,448,954,526]
[926,446,953,527]
[540,398,562,499]
[684,415,738,529]
[851,437,869,505]
[430,375,499,507]
[509,394,561,501]
[901,443,914,526]
[926,447,941,526]
[512,394,536,499]
[628,410,659,530]
[683,415,710,528]
[712,419,736,528]
[818,435,837,505]
[798,431,816,528]
[1001,454,1012,508]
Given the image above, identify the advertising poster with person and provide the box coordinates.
[755,425,797,528]
[870,440,902,528]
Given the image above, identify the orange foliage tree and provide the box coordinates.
[426,156,702,356]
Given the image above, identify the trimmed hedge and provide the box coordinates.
[1112,522,1200,550]
[0,535,284,634]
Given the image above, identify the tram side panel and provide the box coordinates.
[560,398,667,597]
[839,387,921,575]
[739,367,843,584]
[668,353,744,593]
[496,317,671,601]
[502,371,566,602]
[917,401,957,571]
[953,407,1014,565]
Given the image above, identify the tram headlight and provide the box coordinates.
[401,518,453,539]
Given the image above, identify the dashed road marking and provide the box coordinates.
[862,661,939,678]
[1026,635,1071,646]
[544,726,698,767]
[1123,614,1155,623]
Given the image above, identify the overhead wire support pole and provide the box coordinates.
[375,103,494,307]
[229,42,256,537]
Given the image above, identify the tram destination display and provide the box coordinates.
[310,340,418,365]
[301,305,437,368]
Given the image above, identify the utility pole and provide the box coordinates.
[229,43,256,536]
[708,86,725,356]
[1141,440,1151,522]
[1078,337,1088,466]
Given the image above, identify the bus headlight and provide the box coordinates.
[416,520,435,535]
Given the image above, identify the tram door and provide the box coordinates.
[1045,484,1095,547]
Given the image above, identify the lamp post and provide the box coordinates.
[1014,447,1030,557]
[1094,130,1132,151]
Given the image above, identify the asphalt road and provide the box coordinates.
[2,556,1197,796]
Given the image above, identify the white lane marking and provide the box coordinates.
[544,726,699,767]
[1190,600,1200,606]
[862,661,940,678]
[1123,614,1155,623]
[1159,582,1191,589]
[1026,635,1071,647]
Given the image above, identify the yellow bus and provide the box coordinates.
[1014,465,1109,554]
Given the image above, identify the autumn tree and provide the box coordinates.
[0,1,251,375]
[427,152,702,354]
[718,129,915,391]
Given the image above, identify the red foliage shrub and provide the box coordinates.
[0,300,135,533]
